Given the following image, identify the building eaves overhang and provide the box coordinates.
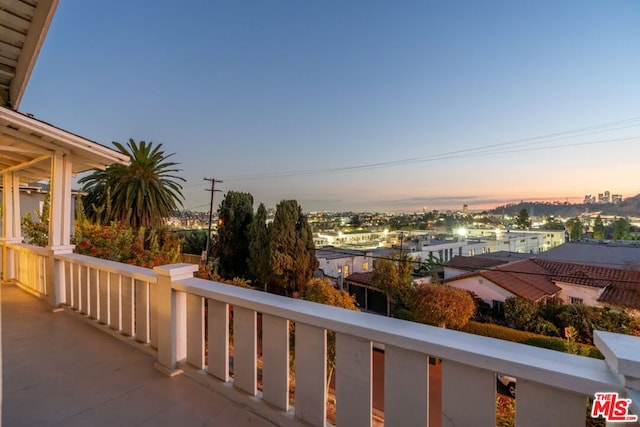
[0,106,129,184]
[0,0,59,109]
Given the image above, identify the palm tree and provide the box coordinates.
[79,139,185,229]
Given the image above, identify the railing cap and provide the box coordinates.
[595,330,640,380]
[153,263,198,278]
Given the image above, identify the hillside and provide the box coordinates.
[490,193,640,218]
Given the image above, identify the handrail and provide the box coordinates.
[175,276,621,397]
[54,252,157,282]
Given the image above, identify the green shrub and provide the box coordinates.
[461,321,603,359]
[524,337,566,352]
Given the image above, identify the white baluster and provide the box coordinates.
[109,273,121,331]
[121,276,134,336]
[516,379,586,427]
[442,360,495,427]
[335,332,372,427]
[384,345,428,427]
[135,279,150,343]
[295,322,327,427]
[262,314,290,411]
[207,299,229,382]
[233,306,257,395]
[186,293,205,369]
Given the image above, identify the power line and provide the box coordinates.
[222,116,640,181]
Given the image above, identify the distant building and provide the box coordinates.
[314,230,389,248]
[462,204,468,214]
[315,247,372,286]
[394,234,489,263]
[612,194,623,204]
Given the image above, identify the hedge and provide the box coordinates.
[462,321,604,359]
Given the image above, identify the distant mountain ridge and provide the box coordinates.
[489,193,640,218]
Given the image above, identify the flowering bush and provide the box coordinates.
[74,220,181,268]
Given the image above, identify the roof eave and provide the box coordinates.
[10,0,59,110]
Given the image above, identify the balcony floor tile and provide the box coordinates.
[1,284,275,427]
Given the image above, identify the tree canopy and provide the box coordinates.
[592,215,606,239]
[613,217,631,241]
[514,208,531,230]
[371,253,414,309]
[565,217,583,241]
[410,284,475,329]
[247,203,270,285]
[79,139,185,229]
[269,200,318,296]
[215,191,254,279]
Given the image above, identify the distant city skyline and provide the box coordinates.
[20,1,640,213]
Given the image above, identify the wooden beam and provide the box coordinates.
[0,153,50,174]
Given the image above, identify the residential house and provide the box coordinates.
[315,246,372,287]
[443,259,562,313]
[444,258,640,316]
[537,241,640,270]
[443,251,534,279]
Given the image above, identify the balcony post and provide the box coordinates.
[594,331,640,419]
[47,153,74,308]
[1,170,21,282]
[153,263,197,377]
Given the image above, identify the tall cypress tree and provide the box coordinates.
[215,191,254,279]
[247,203,270,286]
[269,200,318,296]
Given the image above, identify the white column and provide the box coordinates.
[1,171,21,281]
[153,263,197,377]
[47,153,74,308]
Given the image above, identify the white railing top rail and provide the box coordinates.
[176,276,623,397]
[6,242,50,256]
[54,252,157,283]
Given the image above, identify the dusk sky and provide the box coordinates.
[21,1,640,212]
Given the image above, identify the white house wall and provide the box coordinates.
[555,281,603,306]
[318,255,371,279]
[446,276,515,304]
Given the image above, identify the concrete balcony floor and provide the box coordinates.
[1,284,275,427]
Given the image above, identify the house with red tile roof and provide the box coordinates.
[443,258,640,316]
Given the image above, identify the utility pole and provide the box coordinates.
[204,178,223,266]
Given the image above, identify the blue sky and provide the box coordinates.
[22,1,640,212]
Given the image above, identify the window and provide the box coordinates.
[492,300,504,318]
[343,265,349,277]
[362,262,369,271]
[570,297,584,305]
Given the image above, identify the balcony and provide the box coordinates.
[1,242,639,426]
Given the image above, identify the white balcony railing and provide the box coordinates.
[2,243,639,427]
